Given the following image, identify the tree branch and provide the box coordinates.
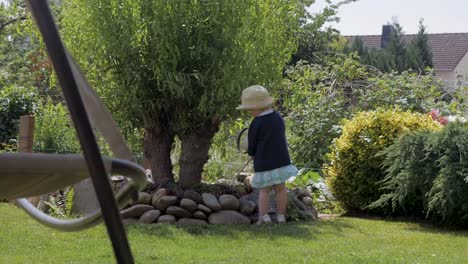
[0,16,27,31]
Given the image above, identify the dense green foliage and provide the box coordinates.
[371,131,438,215]
[33,99,80,154]
[1,1,37,147]
[387,23,407,72]
[1,1,61,151]
[280,54,448,169]
[61,0,307,185]
[406,20,433,73]
[371,122,468,227]
[427,122,468,227]
[0,85,38,145]
[1,1,30,89]
[61,0,305,130]
[348,20,433,74]
[324,109,440,212]
[291,1,348,64]
[280,55,363,168]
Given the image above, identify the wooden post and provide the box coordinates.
[18,115,35,153]
[18,115,42,207]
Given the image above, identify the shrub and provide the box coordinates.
[324,109,440,212]
[286,170,343,214]
[280,56,366,169]
[426,122,468,227]
[0,85,38,144]
[33,99,80,154]
[369,131,439,215]
[371,122,468,227]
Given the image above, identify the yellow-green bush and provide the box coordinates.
[324,109,440,212]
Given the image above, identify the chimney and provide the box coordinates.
[381,24,394,49]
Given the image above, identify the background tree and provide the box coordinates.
[348,19,433,74]
[61,0,307,187]
[386,21,407,72]
[0,0,40,147]
[291,0,357,65]
[0,0,29,89]
[406,19,433,73]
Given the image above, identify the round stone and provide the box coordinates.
[180,198,198,212]
[157,215,176,224]
[151,188,168,207]
[202,193,221,212]
[156,195,178,211]
[139,210,161,224]
[219,194,240,211]
[165,206,192,218]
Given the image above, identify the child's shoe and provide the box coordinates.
[256,214,272,225]
[276,214,286,224]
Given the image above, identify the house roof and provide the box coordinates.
[345,33,468,71]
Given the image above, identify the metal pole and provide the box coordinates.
[26,1,134,263]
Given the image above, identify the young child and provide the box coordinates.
[236,85,297,224]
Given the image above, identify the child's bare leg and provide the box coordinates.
[258,187,271,218]
[274,184,287,215]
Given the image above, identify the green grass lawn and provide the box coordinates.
[0,203,467,264]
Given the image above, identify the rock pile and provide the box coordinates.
[121,185,317,225]
[121,189,254,225]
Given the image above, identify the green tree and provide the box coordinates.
[0,1,42,146]
[387,21,407,72]
[1,0,59,101]
[61,0,305,187]
[0,0,29,88]
[350,37,367,57]
[292,0,358,65]
[406,19,433,73]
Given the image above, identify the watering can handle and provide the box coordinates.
[236,158,251,177]
[237,128,249,153]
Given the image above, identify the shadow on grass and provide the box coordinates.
[341,213,468,236]
[402,222,468,236]
[126,218,354,241]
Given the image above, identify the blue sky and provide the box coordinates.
[307,0,468,35]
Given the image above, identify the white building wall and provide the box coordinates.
[454,53,468,116]
[454,52,468,87]
[435,70,456,90]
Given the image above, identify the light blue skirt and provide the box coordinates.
[252,165,298,189]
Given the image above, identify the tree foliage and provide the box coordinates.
[291,0,358,65]
[33,99,80,154]
[347,20,433,74]
[387,22,407,73]
[406,19,433,73]
[0,85,38,145]
[323,109,441,212]
[280,53,448,169]
[371,122,468,227]
[61,0,307,186]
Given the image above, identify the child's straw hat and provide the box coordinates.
[236,85,274,110]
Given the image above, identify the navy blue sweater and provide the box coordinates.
[247,111,291,172]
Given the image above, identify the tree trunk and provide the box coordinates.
[143,115,175,184]
[179,117,220,188]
